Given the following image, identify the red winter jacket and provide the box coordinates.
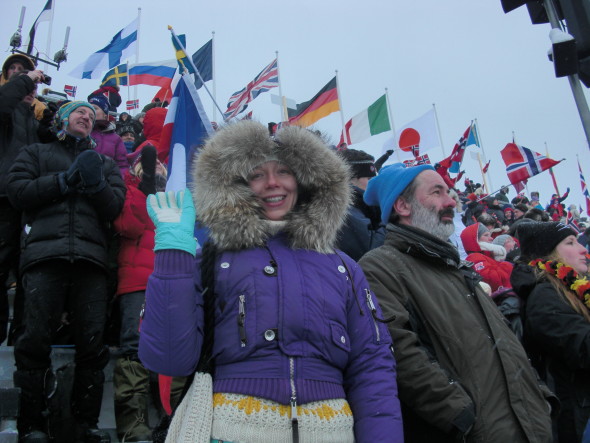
[113,173,155,296]
[460,223,513,292]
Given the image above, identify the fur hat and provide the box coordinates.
[364,163,435,225]
[517,221,577,261]
[194,120,351,252]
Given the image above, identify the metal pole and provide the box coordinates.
[335,70,346,134]
[544,0,590,150]
[432,103,446,156]
[385,88,401,162]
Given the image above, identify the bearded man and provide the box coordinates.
[359,163,555,443]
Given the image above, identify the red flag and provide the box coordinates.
[579,159,590,217]
[500,143,562,186]
[482,160,490,174]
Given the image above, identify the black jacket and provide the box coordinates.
[6,135,126,271]
[512,263,590,443]
[336,186,385,261]
[0,75,40,197]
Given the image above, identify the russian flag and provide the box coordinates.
[129,60,177,88]
[160,74,214,192]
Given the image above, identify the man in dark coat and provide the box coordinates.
[0,68,47,345]
[7,101,126,443]
[336,148,385,260]
[359,163,555,442]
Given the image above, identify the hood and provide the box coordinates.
[143,107,167,143]
[1,54,36,85]
[510,262,538,300]
[460,223,482,254]
[193,120,351,252]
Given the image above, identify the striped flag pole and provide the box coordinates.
[545,142,561,196]
[168,25,225,119]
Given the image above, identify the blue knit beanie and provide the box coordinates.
[364,162,435,224]
[53,101,96,146]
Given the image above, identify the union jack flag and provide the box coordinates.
[126,99,139,110]
[64,85,77,98]
[403,154,431,167]
[223,59,279,121]
[500,143,562,192]
[579,158,590,217]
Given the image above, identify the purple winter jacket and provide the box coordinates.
[91,128,128,175]
[138,234,403,441]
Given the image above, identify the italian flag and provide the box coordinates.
[340,95,391,145]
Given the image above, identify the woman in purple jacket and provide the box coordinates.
[138,121,403,442]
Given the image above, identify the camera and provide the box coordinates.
[42,75,52,86]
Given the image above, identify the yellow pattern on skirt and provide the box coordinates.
[211,393,355,443]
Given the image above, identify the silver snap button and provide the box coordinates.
[338,265,346,273]
[340,336,346,344]
[264,329,276,341]
[220,262,230,269]
[264,266,275,275]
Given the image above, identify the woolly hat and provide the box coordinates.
[88,94,110,116]
[54,101,95,131]
[364,162,435,225]
[517,221,577,260]
[338,149,376,179]
[492,234,512,247]
[477,223,490,239]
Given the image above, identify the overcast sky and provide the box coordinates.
[3,0,590,213]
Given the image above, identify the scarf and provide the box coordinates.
[529,258,590,310]
[389,223,461,268]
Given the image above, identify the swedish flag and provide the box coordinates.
[172,34,194,75]
[101,63,128,87]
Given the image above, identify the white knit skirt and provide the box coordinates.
[210,393,355,443]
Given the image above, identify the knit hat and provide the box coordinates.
[364,162,435,225]
[88,94,110,116]
[517,221,577,260]
[53,101,96,142]
[338,149,376,179]
[514,203,528,213]
[492,234,512,247]
[477,223,490,239]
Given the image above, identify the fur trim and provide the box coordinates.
[193,120,351,252]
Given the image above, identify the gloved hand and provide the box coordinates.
[76,150,106,194]
[57,161,81,195]
[138,145,157,196]
[147,189,198,256]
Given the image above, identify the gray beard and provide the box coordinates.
[410,199,455,241]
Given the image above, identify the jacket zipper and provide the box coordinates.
[365,289,381,342]
[289,357,299,443]
[238,294,246,347]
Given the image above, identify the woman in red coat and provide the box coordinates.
[460,222,514,292]
[112,145,166,441]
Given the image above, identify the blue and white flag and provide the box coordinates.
[69,18,138,79]
[160,74,214,192]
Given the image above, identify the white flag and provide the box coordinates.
[382,108,439,160]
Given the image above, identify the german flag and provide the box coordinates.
[288,77,339,127]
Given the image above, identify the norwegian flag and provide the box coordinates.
[567,210,581,233]
[500,143,562,192]
[223,59,279,121]
[578,158,590,217]
[64,85,77,98]
[126,99,139,110]
[403,154,431,167]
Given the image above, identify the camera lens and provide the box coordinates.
[43,75,52,86]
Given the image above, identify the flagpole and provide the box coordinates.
[169,26,225,120]
[385,87,401,162]
[432,103,445,156]
[473,118,493,191]
[43,0,55,72]
[212,31,216,121]
[125,60,131,115]
[335,70,346,135]
[276,51,288,122]
[578,154,590,216]
[545,141,561,196]
[134,8,141,106]
[476,152,489,194]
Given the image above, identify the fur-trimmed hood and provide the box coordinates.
[193,120,351,252]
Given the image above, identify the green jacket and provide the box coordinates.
[359,223,554,443]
